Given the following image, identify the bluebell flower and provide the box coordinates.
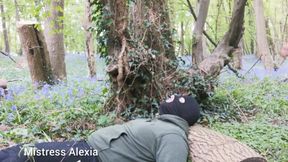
[0,88,4,96]
[34,92,41,100]
[67,88,73,97]
[5,90,14,101]
[7,113,15,122]
[11,85,26,95]
[41,84,50,96]
[11,105,17,111]
[77,88,84,97]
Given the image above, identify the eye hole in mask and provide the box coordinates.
[165,95,175,103]
[179,97,185,103]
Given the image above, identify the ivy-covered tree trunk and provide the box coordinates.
[99,0,178,117]
[99,0,130,115]
[130,0,176,60]
[97,0,247,118]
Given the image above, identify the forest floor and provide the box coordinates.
[0,54,287,162]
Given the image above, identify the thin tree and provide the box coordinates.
[44,0,67,81]
[192,0,210,66]
[180,21,185,55]
[0,0,10,53]
[253,0,274,69]
[84,0,96,78]
[14,0,20,21]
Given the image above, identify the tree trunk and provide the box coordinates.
[180,21,185,55]
[84,0,96,78]
[14,0,20,21]
[253,0,274,70]
[44,0,67,82]
[100,0,247,117]
[130,0,176,59]
[189,125,267,162]
[101,0,130,115]
[0,1,10,53]
[198,0,247,77]
[14,0,23,55]
[100,0,178,116]
[192,0,210,67]
[17,23,54,86]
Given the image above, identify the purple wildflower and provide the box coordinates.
[7,113,15,122]
[67,88,73,97]
[77,88,84,97]
[5,90,14,101]
[0,88,4,96]
[11,105,17,111]
[41,84,50,96]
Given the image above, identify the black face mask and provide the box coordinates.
[159,95,200,126]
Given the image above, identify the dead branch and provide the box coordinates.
[186,0,217,47]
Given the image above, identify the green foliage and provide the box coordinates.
[0,80,113,143]
[90,0,109,59]
[0,55,113,145]
[207,77,288,162]
[212,122,288,162]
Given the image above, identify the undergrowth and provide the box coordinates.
[207,77,288,162]
[1,56,287,162]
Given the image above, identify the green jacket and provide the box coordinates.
[87,114,189,162]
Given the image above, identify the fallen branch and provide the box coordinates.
[0,50,17,63]
[227,63,244,79]
[243,57,261,77]
[186,0,217,47]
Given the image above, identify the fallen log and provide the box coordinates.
[188,125,267,162]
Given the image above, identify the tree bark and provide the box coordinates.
[192,0,210,67]
[17,23,54,86]
[253,0,274,70]
[189,125,267,162]
[198,0,247,77]
[14,0,20,21]
[101,0,248,117]
[130,0,176,60]
[0,1,10,53]
[44,0,67,82]
[101,0,130,115]
[84,0,96,78]
[180,21,185,55]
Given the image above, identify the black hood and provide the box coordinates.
[159,95,200,126]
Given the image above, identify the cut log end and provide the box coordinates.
[188,125,267,162]
[16,21,39,28]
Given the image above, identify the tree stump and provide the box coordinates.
[0,79,7,89]
[188,125,267,162]
[17,22,54,86]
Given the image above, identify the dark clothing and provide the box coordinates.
[0,141,99,162]
[87,114,189,162]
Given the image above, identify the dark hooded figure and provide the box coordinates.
[0,95,200,162]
